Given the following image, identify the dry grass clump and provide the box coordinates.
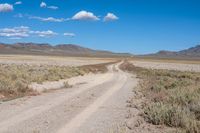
[63,81,73,88]
[80,61,117,73]
[0,64,83,100]
[120,61,200,133]
[0,62,113,100]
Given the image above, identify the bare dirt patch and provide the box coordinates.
[0,55,115,66]
[131,60,200,72]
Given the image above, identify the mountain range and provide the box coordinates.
[143,45,200,59]
[0,43,200,59]
[0,43,131,57]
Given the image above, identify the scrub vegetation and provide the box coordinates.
[0,62,114,101]
[120,61,200,133]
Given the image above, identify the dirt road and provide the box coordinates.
[0,62,138,133]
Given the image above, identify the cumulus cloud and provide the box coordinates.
[15,1,22,5]
[29,16,67,22]
[64,32,75,37]
[72,10,99,21]
[0,3,13,12]
[40,2,58,10]
[40,2,47,8]
[0,26,57,39]
[30,30,57,37]
[0,26,29,39]
[104,13,119,22]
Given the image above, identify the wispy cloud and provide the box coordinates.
[30,30,57,37]
[0,26,29,39]
[15,14,68,22]
[47,6,58,10]
[14,12,118,23]
[72,10,99,21]
[40,2,58,10]
[29,16,67,22]
[64,32,76,37]
[0,26,57,39]
[104,13,119,22]
[0,3,13,12]
[14,1,22,5]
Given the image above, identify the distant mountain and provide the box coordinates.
[178,45,200,57]
[0,43,131,57]
[152,50,177,56]
[143,45,200,59]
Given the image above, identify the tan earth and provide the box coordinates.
[1,58,199,133]
[0,62,138,133]
[131,60,200,72]
[0,55,113,66]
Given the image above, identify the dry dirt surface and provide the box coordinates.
[0,55,114,66]
[131,60,200,72]
[0,62,138,133]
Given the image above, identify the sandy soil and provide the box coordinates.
[131,60,200,72]
[0,62,138,133]
[0,55,114,66]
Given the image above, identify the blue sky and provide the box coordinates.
[0,0,200,54]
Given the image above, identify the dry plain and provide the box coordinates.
[0,55,200,133]
[131,59,200,72]
[0,55,114,66]
[0,55,135,133]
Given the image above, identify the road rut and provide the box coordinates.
[0,62,138,133]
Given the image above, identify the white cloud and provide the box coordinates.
[15,1,22,5]
[0,3,13,12]
[40,2,46,8]
[0,26,57,39]
[30,30,57,37]
[40,2,58,10]
[72,10,99,21]
[42,17,64,22]
[0,26,29,38]
[64,32,75,37]
[104,13,119,22]
[47,6,58,10]
[29,16,66,22]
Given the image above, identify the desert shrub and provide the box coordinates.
[168,87,200,106]
[121,61,200,132]
[150,83,165,92]
[144,103,200,133]
[0,62,113,100]
[63,81,72,88]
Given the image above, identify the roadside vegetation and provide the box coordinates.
[0,62,114,101]
[120,61,200,133]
